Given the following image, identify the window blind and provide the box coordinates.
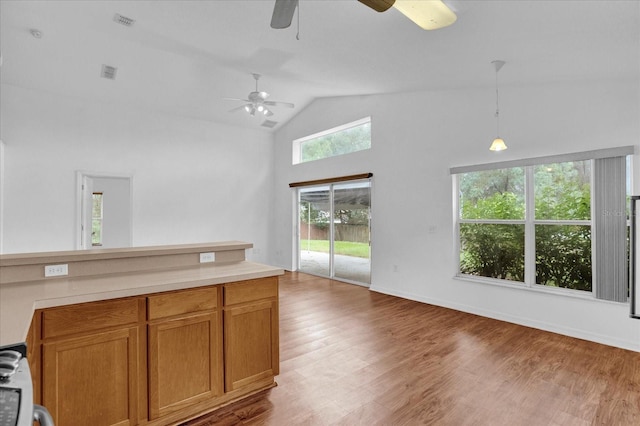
[594,156,628,302]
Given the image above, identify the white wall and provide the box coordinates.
[3,75,639,351]
[0,84,274,262]
[272,78,640,351]
[88,176,132,249]
[0,140,5,254]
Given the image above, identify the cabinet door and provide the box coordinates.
[224,299,279,392]
[42,327,139,426]
[148,312,221,420]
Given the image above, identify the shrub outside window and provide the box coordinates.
[534,161,592,290]
[453,148,631,302]
[458,160,595,292]
[458,167,525,282]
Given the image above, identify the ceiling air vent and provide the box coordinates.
[101,64,118,80]
[113,13,135,27]
[261,120,278,129]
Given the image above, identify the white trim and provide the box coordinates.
[369,283,639,352]
[459,219,525,224]
[524,166,536,285]
[450,145,635,175]
[0,140,4,254]
[451,175,460,278]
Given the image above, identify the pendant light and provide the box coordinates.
[489,60,507,152]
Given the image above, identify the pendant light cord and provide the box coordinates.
[495,69,500,137]
[296,0,300,40]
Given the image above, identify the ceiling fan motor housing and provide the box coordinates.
[248,91,269,103]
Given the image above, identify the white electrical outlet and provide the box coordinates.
[199,252,215,263]
[44,264,68,277]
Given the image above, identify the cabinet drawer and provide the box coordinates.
[147,286,218,320]
[224,277,278,306]
[42,298,140,339]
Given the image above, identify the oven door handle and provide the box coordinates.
[33,404,54,426]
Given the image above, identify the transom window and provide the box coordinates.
[292,117,371,164]
[452,147,633,302]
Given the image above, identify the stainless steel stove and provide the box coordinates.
[0,343,53,426]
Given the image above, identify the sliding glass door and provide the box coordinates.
[299,186,331,278]
[298,180,371,285]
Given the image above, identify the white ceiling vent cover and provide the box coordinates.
[261,120,278,129]
[113,14,135,27]
[101,65,118,80]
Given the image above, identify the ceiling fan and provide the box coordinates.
[225,74,294,117]
[270,0,457,31]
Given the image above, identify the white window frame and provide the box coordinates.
[451,146,634,300]
[292,117,371,165]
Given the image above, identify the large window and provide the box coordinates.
[452,147,632,302]
[292,117,371,164]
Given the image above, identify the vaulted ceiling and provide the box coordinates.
[1,1,638,131]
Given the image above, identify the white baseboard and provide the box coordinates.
[369,284,640,353]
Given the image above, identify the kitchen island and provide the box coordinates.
[0,241,284,426]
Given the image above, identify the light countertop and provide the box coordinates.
[0,261,284,346]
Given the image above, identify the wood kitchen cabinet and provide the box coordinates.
[147,286,222,420]
[223,277,279,392]
[39,298,143,426]
[28,277,278,426]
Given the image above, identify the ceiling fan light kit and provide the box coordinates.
[225,73,294,119]
[357,0,457,30]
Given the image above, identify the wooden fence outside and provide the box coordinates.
[299,223,369,243]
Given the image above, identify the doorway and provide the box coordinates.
[77,172,132,249]
[297,179,371,285]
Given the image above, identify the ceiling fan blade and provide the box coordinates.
[264,100,295,108]
[359,0,457,30]
[228,104,249,113]
[223,97,250,102]
[358,0,394,12]
[271,0,298,29]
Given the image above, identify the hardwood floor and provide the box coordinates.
[183,271,640,425]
